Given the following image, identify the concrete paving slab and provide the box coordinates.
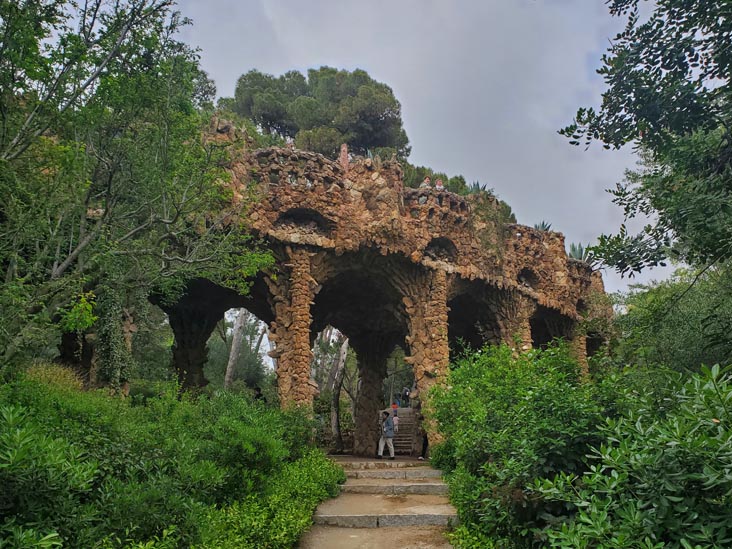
[298,525,452,548]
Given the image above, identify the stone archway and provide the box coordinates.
[310,258,409,456]
[447,282,504,354]
[529,305,575,349]
[159,139,608,454]
[150,276,275,390]
[447,280,536,356]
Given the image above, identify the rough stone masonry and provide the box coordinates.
[160,120,608,455]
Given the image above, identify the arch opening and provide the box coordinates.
[275,207,335,235]
[425,237,458,262]
[518,267,540,289]
[148,277,274,391]
[310,266,410,457]
[530,305,574,349]
[586,331,604,358]
[447,284,503,358]
[203,307,272,395]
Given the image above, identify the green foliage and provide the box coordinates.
[402,162,474,195]
[538,364,732,548]
[312,391,354,449]
[0,0,274,372]
[227,67,410,158]
[200,449,345,548]
[58,292,98,333]
[382,346,413,407]
[434,335,732,548]
[431,344,603,547]
[593,133,732,273]
[0,405,98,546]
[0,364,341,547]
[96,289,134,390]
[294,126,344,158]
[562,1,731,151]
[564,1,732,274]
[129,306,175,382]
[614,267,732,373]
[533,221,552,231]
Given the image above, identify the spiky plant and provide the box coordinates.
[568,242,595,265]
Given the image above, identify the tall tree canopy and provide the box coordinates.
[0,0,272,374]
[562,0,732,274]
[224,67,411,159]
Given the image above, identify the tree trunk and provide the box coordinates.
[253,325,266,356]
[330,336,349,453]
[312,327,331,390]
[224,309,247,389]
[325,332,343,391]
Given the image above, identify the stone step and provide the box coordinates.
[343,477,448,496]
[333,458,426,469]
[298,525,453,549]
[313,493,457,528]
[297,526,452,549]
[393,438,414,444]
[346,467,443,479]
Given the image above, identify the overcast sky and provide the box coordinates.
[177,0,672,293]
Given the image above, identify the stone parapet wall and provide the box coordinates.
[231,146,597,322]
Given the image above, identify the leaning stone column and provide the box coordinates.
[404,269,449,396]
[403,269,450,446]
[267,247,317,407]
[351,335,394,456]
[498,292,536,353]
[167,306,222,389]
[570,334,589,377]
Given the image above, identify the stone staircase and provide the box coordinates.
[393,407,417,455]
[298,457,456,549]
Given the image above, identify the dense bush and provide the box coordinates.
[433,344,732,548]
[430,344,604,547]
[0,364,344,547]
[538,364,732,548]
[613,268,732,374]
[200,449,345,548]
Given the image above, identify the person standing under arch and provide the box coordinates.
[377,410,395,460]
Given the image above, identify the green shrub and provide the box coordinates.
[0,527,63,548]
[431,344,604,547]
[0,405,98,546]
[538,364,732,548]
[0,364,338,547]
[200,449,345,548]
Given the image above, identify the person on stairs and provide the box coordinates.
[417,414,429,461]
[377,410,395,460]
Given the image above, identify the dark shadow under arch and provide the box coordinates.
[530,305,574,349]
[275,207,335,235]
[425,237,458,262]
[518,267,540,290]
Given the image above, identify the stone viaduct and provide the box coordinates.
[161,123,606,455]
